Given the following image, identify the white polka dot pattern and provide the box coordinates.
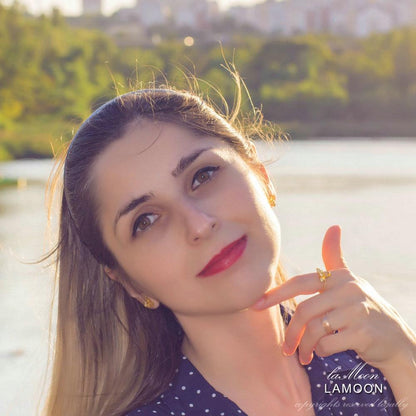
[126,306,400,416]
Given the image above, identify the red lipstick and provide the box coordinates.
[197,235,247,277]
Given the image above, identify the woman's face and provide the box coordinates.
[93,120,281,316]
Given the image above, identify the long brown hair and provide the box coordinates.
[42,86,290,416]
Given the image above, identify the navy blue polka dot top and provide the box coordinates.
[125,307,400,416]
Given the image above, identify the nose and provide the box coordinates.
[180,199,218,243]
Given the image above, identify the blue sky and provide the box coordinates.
[2,0,260,16]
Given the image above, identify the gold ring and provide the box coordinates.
[322,314,334,335]
[316,268,331,290]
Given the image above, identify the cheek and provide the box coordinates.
[218,168,261,212]
[219,169,281,259]
[228,170,273,225]
[241,172,281,260]
[111,236,195,304]
[115,245,174,287]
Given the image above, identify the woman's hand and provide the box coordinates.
[251,225,416,372]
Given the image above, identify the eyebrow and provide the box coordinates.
[113,146,213,232]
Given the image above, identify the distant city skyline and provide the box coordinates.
[1,0,262,16]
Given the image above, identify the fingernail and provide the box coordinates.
[282,342,292,356]
[300,355,312,366]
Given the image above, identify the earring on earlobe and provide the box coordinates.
[269,194,276,207]
[143,296,155,309]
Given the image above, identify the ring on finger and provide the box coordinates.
[316,268,331,290]
[322,313,336,335]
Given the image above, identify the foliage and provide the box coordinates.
[0,5,118,124]
[0,3,416,159]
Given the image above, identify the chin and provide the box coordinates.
[245,262,277,305]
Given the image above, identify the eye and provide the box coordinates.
[132,213,159,237]
[191,166,220,191]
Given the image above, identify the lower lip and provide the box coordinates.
[197,235,247,278]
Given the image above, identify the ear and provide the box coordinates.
[257,163,277,200]
[103,265,160,309]
[104,265,121,283]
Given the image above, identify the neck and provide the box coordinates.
[178,302,304,400]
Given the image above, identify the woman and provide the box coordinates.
[44,87,416,416]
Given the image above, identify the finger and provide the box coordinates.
[283,290,340,355]
[322,225,348,271]
[251,269,347,310]
[297,304,359,365]
[314,326,366,361]
[251,273,320,309]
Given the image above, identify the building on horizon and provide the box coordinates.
[227,0,416,37]
[134,0,168,27]
[131,0,219,29]
[83,0,102,16]
[73,0,416,46]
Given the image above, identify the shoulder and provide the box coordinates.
[124,355,208,416]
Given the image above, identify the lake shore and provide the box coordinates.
[1,119,416,161]
[279,120,416,140]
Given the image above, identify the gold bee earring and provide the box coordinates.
[269,194,276,207]
[143,296,154,309]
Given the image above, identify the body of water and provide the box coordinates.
[1,139,416,415]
